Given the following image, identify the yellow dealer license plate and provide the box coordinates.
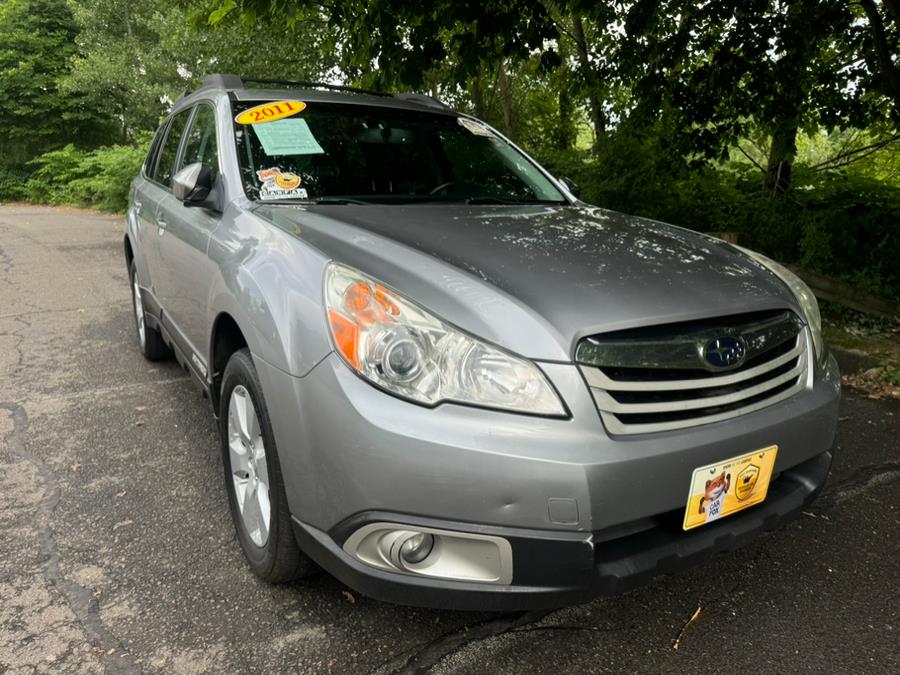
[683,446,778,530]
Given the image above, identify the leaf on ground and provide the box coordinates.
[673,604,702,651]
[134,420,145,427]
[341,590,356,604]
[113,520,134,530]
[134,405,146,412]
[71,463,81,473]
[842,367,900,399]
[115,490,127,498]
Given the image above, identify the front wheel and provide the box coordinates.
[220,349,316,583]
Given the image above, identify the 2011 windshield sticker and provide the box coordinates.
[257,168,308,200]
[236,101,306,125]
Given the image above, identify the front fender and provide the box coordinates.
[206,206,333,377]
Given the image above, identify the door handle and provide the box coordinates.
[156,217,167,233]
[133,199,142,213]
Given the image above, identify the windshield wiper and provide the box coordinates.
[465,197,566,205]
[257,197,370,206]
[464,197,519,205]
[309,197,371,205]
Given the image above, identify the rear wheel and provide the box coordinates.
[129,261,170,360]
[220,348,316,582]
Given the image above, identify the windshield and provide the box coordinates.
[232,100,568,205]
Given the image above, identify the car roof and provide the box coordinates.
[173,74,456,117]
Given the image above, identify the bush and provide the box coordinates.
[21,141,148,212]
[0,165,29,202]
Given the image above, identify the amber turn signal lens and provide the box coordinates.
[328,308,360,369]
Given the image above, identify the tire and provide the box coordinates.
[219,348,316,583]
[129,261,170,361]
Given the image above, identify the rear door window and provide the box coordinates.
[153,109,191,188]
[143,125,167,178]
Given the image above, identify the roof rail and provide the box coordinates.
[242,77,393,98]
[393,92,451,110]
[174,74,244,104]
[201,74,244,90]
[179,74,451,110]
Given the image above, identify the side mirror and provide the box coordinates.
[558,176,581,199]
[173,162,216,208]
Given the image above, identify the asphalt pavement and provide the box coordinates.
[1,204,898,674]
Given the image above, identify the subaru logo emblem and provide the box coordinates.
[704,336,746,369]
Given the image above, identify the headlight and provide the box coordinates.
[324,263,566,416]
[736,246,824,364]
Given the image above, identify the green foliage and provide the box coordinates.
[885,365,900,387]
[0,0,116,166]
[0,166,29,202]
[205,0,563,89]
[21,142,148,212]
[0,0,897,304]
[533,131,900,300]
[65,0,340,140]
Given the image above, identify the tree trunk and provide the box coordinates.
[555,36,575,150]
[572,14,605,148]
[470,71,487,119]
[495,61,516,141]
[765,121,798,195]
[556,83,575,150]
[763,0,811,195]
[860,0,900,114]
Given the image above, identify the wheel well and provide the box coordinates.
[210,313,248,412]
[123,235,134,270]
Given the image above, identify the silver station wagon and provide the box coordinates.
[125,74,840,610]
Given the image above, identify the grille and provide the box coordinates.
[577,310,810,435]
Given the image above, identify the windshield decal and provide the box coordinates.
[235,100,306,125]
[253,118,325,156]
[457,117,495,138]
[256,168,308,200]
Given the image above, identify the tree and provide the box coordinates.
[64,0,341,140]
[205,0,559,89]
[204,0,897,195]
[0,0,115,166]
[617,0,896,194]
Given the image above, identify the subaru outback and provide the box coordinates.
[124,74,840,610]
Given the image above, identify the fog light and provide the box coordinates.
[343,522,514,585]
[399,532,434,565]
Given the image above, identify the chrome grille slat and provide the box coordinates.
[597,379,807,435]
[591,358,805,414]
[577,312,810,435]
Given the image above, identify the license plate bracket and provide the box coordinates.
[682,445,778,530]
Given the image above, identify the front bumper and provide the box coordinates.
[292,449,831,610]
[254,351,840,609]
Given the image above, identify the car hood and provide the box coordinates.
[253,203,799,360]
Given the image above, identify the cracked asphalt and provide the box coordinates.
[1,204,898,674]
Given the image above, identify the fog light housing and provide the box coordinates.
[342,522,513,585]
